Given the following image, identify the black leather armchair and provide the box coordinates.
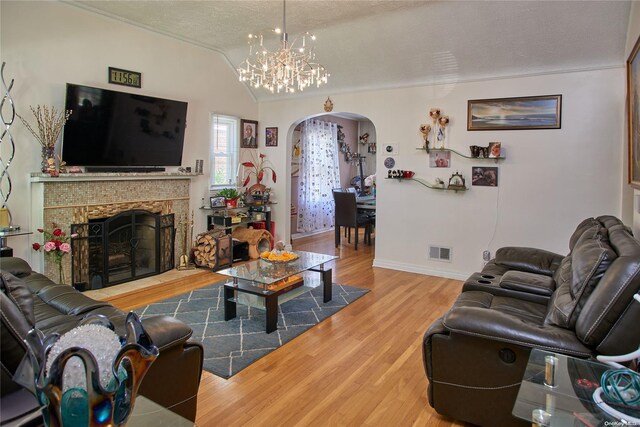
[423,216,640,426]
[1,257,203,422]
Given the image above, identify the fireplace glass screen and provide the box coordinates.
[71,210,174,289]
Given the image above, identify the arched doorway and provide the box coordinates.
[288,112,377,240]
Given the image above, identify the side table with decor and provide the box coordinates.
[513,349,640,426]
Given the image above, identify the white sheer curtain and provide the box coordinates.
[297,119,341,233]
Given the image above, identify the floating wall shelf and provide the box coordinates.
[385,177,467,192]
[416,147,505,162]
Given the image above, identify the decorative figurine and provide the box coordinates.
[324,97,334,112]
[447,171,466,190]
[420,107,451,151]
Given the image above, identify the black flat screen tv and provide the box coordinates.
[62,83,187,169]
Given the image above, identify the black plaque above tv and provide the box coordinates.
[62,83,187,169]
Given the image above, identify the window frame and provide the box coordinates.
[209,114,240,190]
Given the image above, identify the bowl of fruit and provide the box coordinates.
[260,241,299,264]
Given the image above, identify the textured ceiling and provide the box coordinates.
[68,0,631,101]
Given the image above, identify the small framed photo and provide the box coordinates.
[241,119,258,148]
[429,151,451,168]
[210,196,226,208]
[472,167,499,187]
[265,127,278,147]
[488,142,502,158]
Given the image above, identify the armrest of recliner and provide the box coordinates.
[140,315,193,351]
[494,246,564,276]
[442,306,592,357]
[138,315,203,421]
[499,271,556,297]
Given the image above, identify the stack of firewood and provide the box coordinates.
[193,232,224,269]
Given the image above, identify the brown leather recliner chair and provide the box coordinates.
[423,216,640,426]
[1,257,204,422]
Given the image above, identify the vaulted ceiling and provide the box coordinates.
[69,0,631,101]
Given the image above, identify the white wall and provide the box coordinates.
[0,1,257,261]
[260,68,625,279]
[0,1,627,280]
[627,1,640,237]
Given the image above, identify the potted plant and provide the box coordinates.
[241,152,277,194]
[216,188,241,208]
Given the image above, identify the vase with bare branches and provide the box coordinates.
[18,105,71,173]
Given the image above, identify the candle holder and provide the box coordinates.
[15,312,158,427]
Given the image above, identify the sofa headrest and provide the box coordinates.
[567,216,630,254]
[576,226,640,354]
[0,271,35,327]
[596,215,632,235]
[0,257,32,278]
[545,225,616,329]
[568,218,598,252]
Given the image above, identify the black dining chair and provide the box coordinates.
[333,190,372,250]
[333,187,359,238]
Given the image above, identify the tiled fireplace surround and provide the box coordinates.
[30,173,193,285]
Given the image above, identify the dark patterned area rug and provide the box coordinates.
[134,280,368,379]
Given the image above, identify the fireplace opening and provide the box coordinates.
[71,210,174,290]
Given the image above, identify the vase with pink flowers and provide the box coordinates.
[32,223,77,284]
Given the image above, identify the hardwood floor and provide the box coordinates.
[104,230,466,426]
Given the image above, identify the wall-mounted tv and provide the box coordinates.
[62,83,188,170]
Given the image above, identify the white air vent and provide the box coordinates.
[429,245,452,262]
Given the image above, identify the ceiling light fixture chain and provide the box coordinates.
[238,0,329,94]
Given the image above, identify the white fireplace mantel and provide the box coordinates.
[30,172,200,183]
[29,172,195,279]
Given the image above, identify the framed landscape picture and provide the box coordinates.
[628,35,640,188]
[467,95,562,130]
[266,127,278,147]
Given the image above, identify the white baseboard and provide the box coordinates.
[291,228,333,240]
[372,258,470,281]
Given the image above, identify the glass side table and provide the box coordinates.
[513,348,626,426]
[0,228,31,257]
[128,396,194,427]
[0,393,194,427]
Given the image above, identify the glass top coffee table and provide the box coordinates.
[512,348,632,426]
[217,250,338,333]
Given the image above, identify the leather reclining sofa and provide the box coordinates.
[423,216,640,426]
[1,257,204,422]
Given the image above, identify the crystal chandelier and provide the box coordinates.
[237,0,329,94]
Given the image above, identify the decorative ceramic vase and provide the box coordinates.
[17,313,159,427]
[226,198,238,208]
[41,145,54,173]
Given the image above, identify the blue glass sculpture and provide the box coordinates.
[16,312,159,427]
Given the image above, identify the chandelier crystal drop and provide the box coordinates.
[237,0,329,94]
